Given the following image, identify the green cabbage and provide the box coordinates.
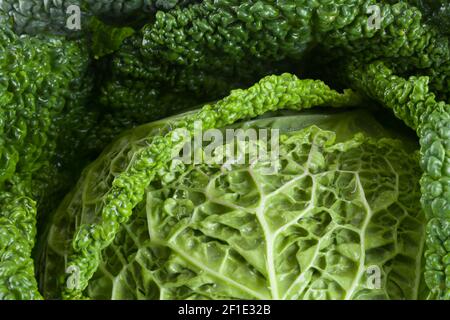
[40,108,426,300]
[2,0,449,301]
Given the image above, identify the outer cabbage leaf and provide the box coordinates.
[0,24,93,300]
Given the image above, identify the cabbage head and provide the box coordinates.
[39,109,425,300]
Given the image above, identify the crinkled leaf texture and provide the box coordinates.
[40,109,426,300]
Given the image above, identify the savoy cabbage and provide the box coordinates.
[40,105,425,299]
[1,0,450,301]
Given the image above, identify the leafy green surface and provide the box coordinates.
[0,1,199,35]
[41,109,425,299]
[399,1,450,34]
[89,17,135,59]
[0,24,93,299]
[86,0,200,21]
[138,1,450,99]
[0,0,85,35]
[0,194,40,299]
[337,60,450,299]
[0,0,449,300]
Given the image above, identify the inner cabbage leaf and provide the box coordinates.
[40,109,425,300]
